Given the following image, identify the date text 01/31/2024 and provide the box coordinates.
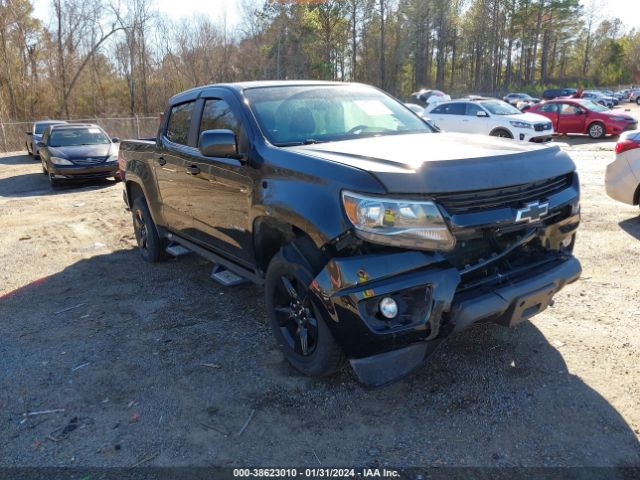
[233,468,400,478]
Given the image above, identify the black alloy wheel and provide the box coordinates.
[273,274,319,357]
[131,196,165,262]
[265,237,345,377]
[133,208,148,251]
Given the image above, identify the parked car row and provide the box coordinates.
[25,121,121,187]
[404,86,637,141]
[425,98,553,142]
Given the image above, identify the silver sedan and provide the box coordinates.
[26,120,67,157]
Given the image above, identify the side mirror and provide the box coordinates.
[36,141,45,148]
[111,137,120,143]
[198,129,238,157]
[575,110,584,115]
[476,110,488,117]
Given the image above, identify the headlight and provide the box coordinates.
[107,154,118,163]
[610,116,628,122]
[342,191,456,251]
[50,156,73,165]
[509,121,533,129]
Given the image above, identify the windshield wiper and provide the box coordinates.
[273,139,325,147]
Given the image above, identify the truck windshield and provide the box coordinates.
[49,127,110,147]
[244,85,431,146]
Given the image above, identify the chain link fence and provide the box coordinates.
[0,116,160,153]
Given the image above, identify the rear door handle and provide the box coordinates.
[157,156,166,166]
[186,165,200,175]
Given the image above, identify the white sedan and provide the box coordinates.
[425,98,554,142]
[605,130,640,207]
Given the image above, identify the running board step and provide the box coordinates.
[166,243,192,257]
[210,264,250,287]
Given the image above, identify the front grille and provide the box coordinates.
[534,123,552,131]
[433,174,572,214]
[71,157,107,165]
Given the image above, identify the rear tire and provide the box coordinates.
[131,196,165,263]
[265,237,345,377]
[588,122,606,139]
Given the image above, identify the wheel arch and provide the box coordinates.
[253,216,327,275]
[633,182,640,206]
[489,127,513,138]
[125,178,164,227]
[586,120,606,136]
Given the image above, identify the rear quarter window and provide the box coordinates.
[166,102,195,145]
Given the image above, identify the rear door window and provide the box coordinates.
[166,101,196,145]
[432,103,465,115]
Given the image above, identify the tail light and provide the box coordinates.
[615,139,640,155]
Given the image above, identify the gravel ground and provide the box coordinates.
[0,113,639,468]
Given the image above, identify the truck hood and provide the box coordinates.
[288,132,575,194]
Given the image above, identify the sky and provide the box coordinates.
[32,0,640,34]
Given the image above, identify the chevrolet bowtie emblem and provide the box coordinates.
[515,201,549,223]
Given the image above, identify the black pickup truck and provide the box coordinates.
[119,81,581,386]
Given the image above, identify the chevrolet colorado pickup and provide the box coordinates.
[119,81,581,386]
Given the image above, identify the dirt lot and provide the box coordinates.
[1,112,639,468]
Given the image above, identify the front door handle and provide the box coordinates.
[186,165,200,175]
[157,156,166,166]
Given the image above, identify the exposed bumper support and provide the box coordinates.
[450,256,581,333]
[315,252,581,387]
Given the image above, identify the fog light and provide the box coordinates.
[379,297,398,319]
[561,235,573,248]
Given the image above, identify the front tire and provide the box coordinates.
[48,173,63,188]
[265,238,345,377]
[588,122,606,139]
[490,128,513,139]
[131,196,165,262]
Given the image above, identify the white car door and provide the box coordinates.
[427,102,465,132]
[461,102,491,134]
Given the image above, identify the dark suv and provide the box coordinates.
[119,81,581,386]
[542,88,578,100]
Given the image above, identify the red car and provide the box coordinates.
[527,99,637,139]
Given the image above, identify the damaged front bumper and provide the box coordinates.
[311,251,580,387]
[310,210,581,387]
